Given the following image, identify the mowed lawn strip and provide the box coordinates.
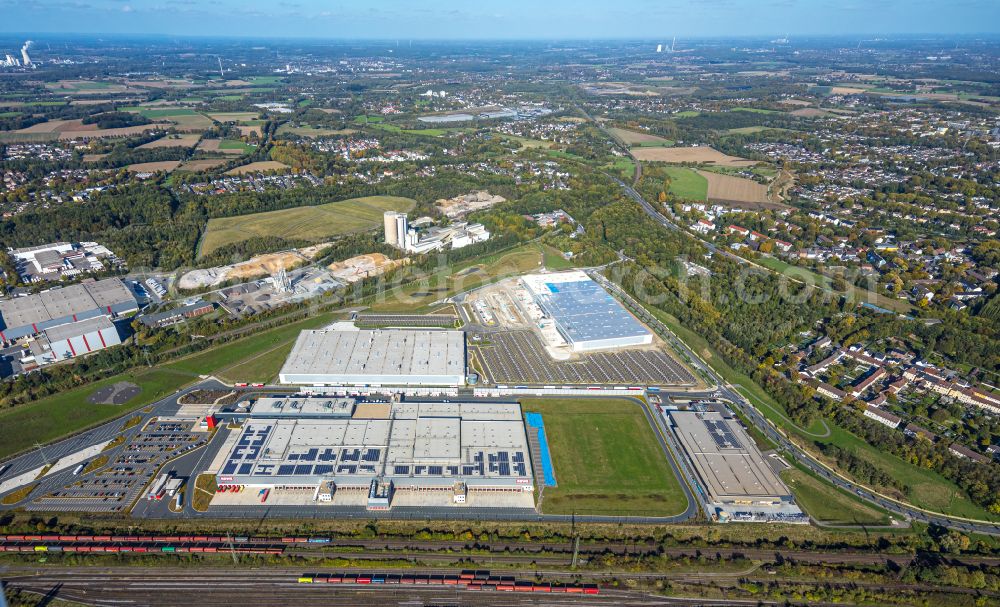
[781,466,890,525]
[200,195,415,257]
[522,398,687,516]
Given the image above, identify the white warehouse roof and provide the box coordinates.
[278,328,466,386]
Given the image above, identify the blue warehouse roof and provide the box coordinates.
[533,278,650,345]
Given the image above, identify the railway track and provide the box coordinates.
[4,534,1000,568]
[3,566,993,607]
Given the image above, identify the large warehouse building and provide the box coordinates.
[0,277,138,342]
[668,410,792,506]
[278,328,467,386]
[521,271,652,352]
[216,399,534,509]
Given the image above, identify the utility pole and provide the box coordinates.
[35,442,49,466]
[226,531,240,565]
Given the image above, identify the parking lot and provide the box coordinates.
[28,419,209,513]
[474,330,697,386]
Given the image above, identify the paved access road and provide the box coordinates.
[605,177,1000,536]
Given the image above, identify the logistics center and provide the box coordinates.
[520,271,652,352]
[215,398,535,510]
[278,328,467,387]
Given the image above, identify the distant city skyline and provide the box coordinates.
[3,0,999,39]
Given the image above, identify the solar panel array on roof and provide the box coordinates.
[217,402,533,488]
[521,272,652,351]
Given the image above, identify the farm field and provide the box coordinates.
[371,123,452,137]
[177,158,229,172]
[277,124,358,137]
[697,169,772,205]
[199,195,414,256]
[59,125,162,140]
[224,160,290,175]
[16,118,95,133]
[197,139,247,154]
[781,466,891,525]
[137,134,201,149]
[664,166,708,200]
[218,139,255,153]
[206,112,260,122]
[521,398,688,516]
[46,80,129,94]
[237,125,263,138]
[126,160,181,173]
[608,127,674,147]
[790,108,835,118]
[631,146,755,167]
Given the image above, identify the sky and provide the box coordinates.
[3,0,999,39]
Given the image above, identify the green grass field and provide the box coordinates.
[603,157,636,180]
[369,243,545,313]
[674,110,700,118]
[521,398,688,516]
[0,368,195,460]
[541,244,576,270]
[353,114,385,124]
[199,195,415,257]
[782,466,891,525]
[218,139,254,153]
[0,308,352,460]
[664,166,708,200]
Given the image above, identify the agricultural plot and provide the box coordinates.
[45,80,129,94]
[199,195,415,256]
[608,127,673,147]
[137,134,201,149]
[223,160,290,175]
[126,160,181,173]
[177,158,230,172]
[631,146,755,167]
[198,139,252,154]
[697,169,771,205]
[206,112,260,122]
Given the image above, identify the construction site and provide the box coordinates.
[464,271,697,387]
